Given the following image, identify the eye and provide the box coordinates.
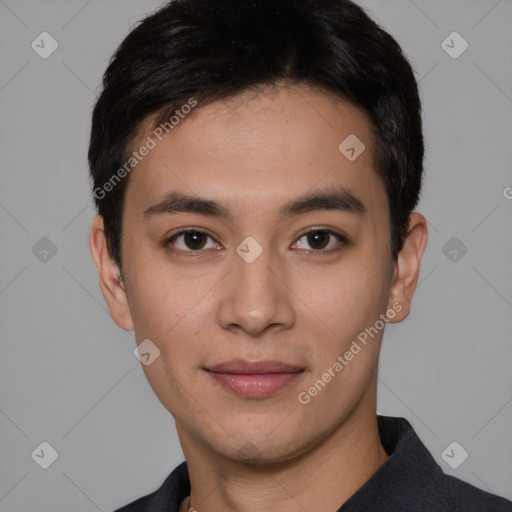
[165,229,221,255]
[164,227,349,257]
[291,229,349,253]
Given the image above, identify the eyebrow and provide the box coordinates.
[143,187,366,221]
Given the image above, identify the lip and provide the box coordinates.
[206,358,304,374]
[204,359,305,398]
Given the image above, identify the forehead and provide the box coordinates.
[124,83,386,219]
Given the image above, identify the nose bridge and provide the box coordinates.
[236,239,276,294]
[217,237,295,335]
[234,237,279,308]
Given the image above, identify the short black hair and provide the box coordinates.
[88,0,424,271]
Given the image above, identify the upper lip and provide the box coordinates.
[205,359,304,374]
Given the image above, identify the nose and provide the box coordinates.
[217,242,295,337]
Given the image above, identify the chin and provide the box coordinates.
[207,422,312,465]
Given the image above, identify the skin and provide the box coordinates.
[90,82,428,512]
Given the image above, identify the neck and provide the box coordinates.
[177,385,388,512]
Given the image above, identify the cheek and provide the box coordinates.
[292,264,388,431]
[123,253,214,381]
[122,240,198,337]
[128,272,204,417]
[295,257,389,333]
[127,277,181,341]
[290,258,392,392]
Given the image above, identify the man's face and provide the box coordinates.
[116,84,399,461]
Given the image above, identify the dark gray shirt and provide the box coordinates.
[114,415,512,511]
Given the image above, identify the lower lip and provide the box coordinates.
[206,371,304,398]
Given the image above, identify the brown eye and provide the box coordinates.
[306,231,330,250]
[166,229,220,253]
[292,229,348,253]
[182,231,208,250]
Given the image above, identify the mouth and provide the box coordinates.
[204,359,306,399]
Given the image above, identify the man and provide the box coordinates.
[88,0,512,510]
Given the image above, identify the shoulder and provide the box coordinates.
[113,493,154,512]
[421,471,512,511]
[361,416,512,512]
[113,462,190,512]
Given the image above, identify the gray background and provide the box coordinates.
[0,0,511,510]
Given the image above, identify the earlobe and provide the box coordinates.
[89,216,134,331]
[386,213,428,324]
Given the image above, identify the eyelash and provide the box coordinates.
[163,227,350,257]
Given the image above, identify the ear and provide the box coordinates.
[89,216,134,331]
[386,212,428,323]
